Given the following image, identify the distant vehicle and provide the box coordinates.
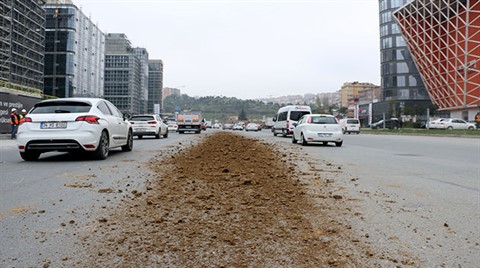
[371,118,401,129]
[428,118,476,130]
[167,121,178,132]
[177,112,202,134]
[264,117,275,129]
[129,114,168,139]
[245,123,261,131]
[213,123,221,129]
[232,123,244,130]
[223,123,234,130]
[16,98,133,161]
[291,114,343,147]
[272,105,312,137]
[339,118,361,134]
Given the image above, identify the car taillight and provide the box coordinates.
[76,115,100,124]
[130,122,135,124]
[19,117,32,125]
[147,121,157,124]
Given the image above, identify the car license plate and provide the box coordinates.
[41,122,67,129]
[186,126,191,128]
[350,125,356,127]
[136,128,146,132]
[318,133,332,137]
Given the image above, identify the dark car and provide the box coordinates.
[371,118,402,129]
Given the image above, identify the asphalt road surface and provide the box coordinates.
[0,130,479,267]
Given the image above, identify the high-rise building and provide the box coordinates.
[394,0,480,120]
[43,0,105,98]
[162,87,181,101]
[104,33,143,114]
[377,0,433,120]
[339,81,378,108]
[148,60,163,114]
[0,0,45,90]
[133,47,149,114]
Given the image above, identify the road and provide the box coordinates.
[1,130,479,267]
[254,130,480,267]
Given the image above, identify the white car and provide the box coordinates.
[291,114,343,147]
[232,123,244,130]
[245,123,261,131]
[339,118,361,134]
[167,121,178,132]
[17,98,133,161]
[428,118,476,130]
[129,115,169,139]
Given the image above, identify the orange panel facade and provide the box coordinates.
[394,0,480,111]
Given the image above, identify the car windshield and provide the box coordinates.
[347,119,359,124]
[30,101,91,114]
[290,111,310,121]
[310,116,337,124]
[130,116,155,121]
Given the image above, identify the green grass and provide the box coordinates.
[362,128,480,137]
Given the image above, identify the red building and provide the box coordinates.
[394,0,480,120]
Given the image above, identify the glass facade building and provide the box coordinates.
[0,0,45,90]
[379,0,431,101]
[43,0,105,98]
[104,33,143,115]
[133,47,149,114]
[148,60,164,114]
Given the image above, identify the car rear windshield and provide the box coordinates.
[130,116,155,121]
[30,101,91,114]
[311,116,337,124]
[290,111,311,121]
[347,119,359,124]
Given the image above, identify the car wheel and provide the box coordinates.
[447,126,453,130]
[282,129,287,137]
[468,126,474,130]
[20,150,40,161]
[335,141,343,147]
[301,133,308,146]
[342,129,346,134]
[322,142,328,145]
[179,131,184,134]
[138,135,143,139]
[292,134,297,144]
[122,130,133,152]
[93,131,109,160]
[163,129,168,138]
[273,129,278,136]
[155,130,161,139]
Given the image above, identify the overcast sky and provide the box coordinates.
[75,0,381,99]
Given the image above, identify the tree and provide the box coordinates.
[238,109,248,120]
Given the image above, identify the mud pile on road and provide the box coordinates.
[84,132,375,266]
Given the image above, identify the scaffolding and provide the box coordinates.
[0,0,45,90]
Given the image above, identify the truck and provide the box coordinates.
[176,112,203,134]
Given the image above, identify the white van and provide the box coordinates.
[339,118,361,134]
[272,105,312,137]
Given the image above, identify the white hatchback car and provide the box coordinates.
[129,114,168,139]
[428,118,476,130]
[17,98,133,161]
[292,114,343,147]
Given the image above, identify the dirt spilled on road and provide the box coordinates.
[83,132,375,267]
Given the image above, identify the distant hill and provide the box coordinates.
[163,94,282,121]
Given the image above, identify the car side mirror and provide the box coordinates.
[273,117,277,122]
[292,122,297,127]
